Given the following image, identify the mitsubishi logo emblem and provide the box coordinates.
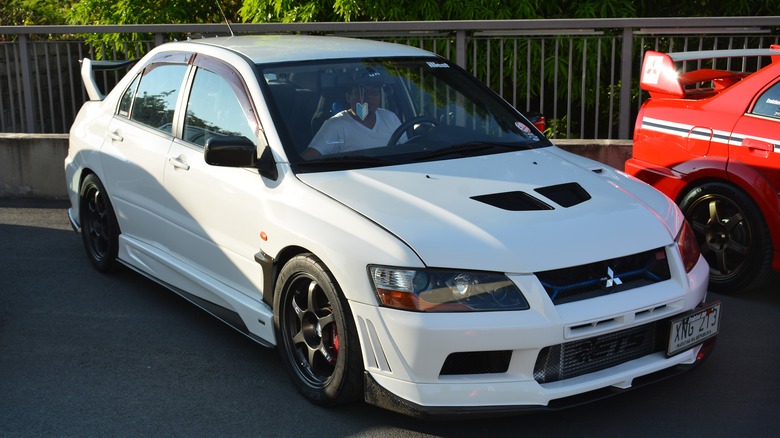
[603,267,622,288]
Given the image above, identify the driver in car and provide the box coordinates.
[301,77,405,159]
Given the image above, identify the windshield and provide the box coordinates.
[259,57,550,172]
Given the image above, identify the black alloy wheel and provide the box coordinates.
[79,174,121,273]
[679,182,772,292]
[274,254,363,405]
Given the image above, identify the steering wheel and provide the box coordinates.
[387,116,439,146]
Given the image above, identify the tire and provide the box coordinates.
[273,254,363,405]
[79,174,121,273]
[679,182,773,292]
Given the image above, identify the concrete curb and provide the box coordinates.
[1,134,70,199]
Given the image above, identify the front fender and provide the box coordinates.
[259,171,423,307]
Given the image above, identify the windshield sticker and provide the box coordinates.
[426,61,449,68]
[356,102,369,120]
[516,121,539,141]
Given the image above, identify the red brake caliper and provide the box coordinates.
[331,324,339,357]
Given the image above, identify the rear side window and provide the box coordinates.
[129,64,188,134]
[752,81,780,119]
[118,75,140,118]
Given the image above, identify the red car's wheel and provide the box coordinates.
[679,182,773,292]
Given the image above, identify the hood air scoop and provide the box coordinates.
[471,191,553,211]
[535,182,591,207]
[472,183,591,211]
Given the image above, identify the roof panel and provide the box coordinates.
[188,35,436,64]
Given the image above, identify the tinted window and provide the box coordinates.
[130,64,187,134]
[118,75,140,118]
[259,58,549,172]
[183,67,256,147]
[752,81,780,119]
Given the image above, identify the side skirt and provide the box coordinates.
[119,259,275,349]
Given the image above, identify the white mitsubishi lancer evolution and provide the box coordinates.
[65,35,719,417]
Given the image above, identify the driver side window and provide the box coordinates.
[183,67,256,147]
[128,64,187,134]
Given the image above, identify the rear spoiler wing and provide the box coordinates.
[640,45,780,99]
[80,58,138,101]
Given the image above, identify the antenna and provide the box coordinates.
[215,1,235,37]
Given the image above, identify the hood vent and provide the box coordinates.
[471,191,553,211]
[535,182,591,208]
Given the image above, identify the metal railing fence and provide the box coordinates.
[1,18,779,138]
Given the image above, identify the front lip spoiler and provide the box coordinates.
[67,207,80,233]
[363,338,716,420]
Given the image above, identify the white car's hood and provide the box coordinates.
[298,146,681,273]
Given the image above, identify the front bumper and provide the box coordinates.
[67,207,81,233]
[353,252,712,416]
[364,338,715,419]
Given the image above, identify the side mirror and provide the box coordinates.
[257,146,278,181]
[203,136,278,181]
[204,136,256,167]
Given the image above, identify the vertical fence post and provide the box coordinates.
[618,26,633,139]
[154,32,164,48]
[18,34,36,133]
[455,30,467,70]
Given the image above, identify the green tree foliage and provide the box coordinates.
[637,0,780,17]
[238,0,640,23]
[1,0,70,26]
[64,0,243,57]
[66,0,243,25]
[4,0,778,27]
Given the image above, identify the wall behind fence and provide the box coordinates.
[1,18,780,138]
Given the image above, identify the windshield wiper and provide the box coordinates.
[415,141,522,160]
[296,155,398,168]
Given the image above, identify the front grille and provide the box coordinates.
[535,247,671,305]
[440,350,512,375]
[534,323,663,384]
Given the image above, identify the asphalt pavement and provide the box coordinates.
[1,198,779,437]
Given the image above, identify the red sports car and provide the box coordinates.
[626,47,780,292]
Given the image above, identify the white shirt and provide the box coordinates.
[308,109,404,155]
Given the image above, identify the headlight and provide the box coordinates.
[369,266,529,312]
[676,219,701,273]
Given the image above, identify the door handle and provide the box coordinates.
[742,138,772,152]
[168,156,190,171]
[109,130,123,142]
[741,138,773,158]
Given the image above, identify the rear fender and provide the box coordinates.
[725,160,780,266]
[625,156,728,202]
